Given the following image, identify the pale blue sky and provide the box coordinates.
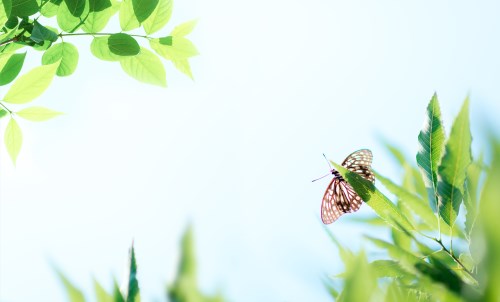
[1,0,500,301]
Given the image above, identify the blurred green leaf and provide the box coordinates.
[337,251,378,302]
[112,280,125,302]
[122,243,140,302]
[0,109,7,119]
[414,256,466,296]
[132,0,157,22]
[55,269,86,302]
[119,0,139,31]
[370,260,411,278]
[437,98,472,227]
[142,0,172,35]
[119,47,166,87]
[416,93,446,212]
[3,62,59,104]
[94,278,113,302]
[324,227,354,264]
[16,106,62,121]
[4,117,22,164]
[365,236,420,273]
[171,19,198,37]
[463,155,483,240]
[0,52,26,86]
[30,21,59,43]
[11,0,38,17]
[108,33,140,56]
[323,278,339,299]
[42,42,79,76]
[90,36,123,61]
[64,0,86,17]
[332,162,415,233]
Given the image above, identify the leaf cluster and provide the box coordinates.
[326,94,499,301]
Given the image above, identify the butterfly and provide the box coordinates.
[318,149,375,224]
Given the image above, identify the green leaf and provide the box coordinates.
[108,33,140,56]
[463,155,483,239]
[42,42,79,76]
[119,0,139,31]
[55,269,86,302]
[122,243,140,302]
[416,93,446,212]
[83,0,119,32]
[0,109,7,119]
[437,98,472,226]
[16,106,62,121]
[364,236,420,272]
[30,21,59,43]
[171,58,193,80]
[40,0,60,17]
[132,0,157,22]
[337,251,378,302]
[150,36,199,60]
[414,256,464,295]
[3,62,59,104]
[171,19,198,37]
[11,0,37,17]
[142,0,171,35]
[90,36,122,61]
[332,162,415,233]
[0,0,11,26]
[370,260,411,278]
[5,16,18,28]
[89,0,111,12]
[94,279,113,302]
[112,280,125,302]
[119,47,166,87]
[57,0,86,32]
[0,52,26,86]
[64,0,85,17]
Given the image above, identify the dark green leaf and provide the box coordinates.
[123,243,140,302]
[159,35,172,45]
[64,0,85,17]
[414,256,463,295]
[112,280,125,302]
[11,0,37,16]
[5,16,18,28]
[416,93,446,212]
[0,109,7,119]
[89,0,110,12]
[1,0,12,25]
[108,33,140,56]
[90,36,122,61]
[57,0,85,32]
[30,21,58,43]
[142,0,172,35]
[0,52,26,86]
[132,0,157,22]
[437,98,472,226]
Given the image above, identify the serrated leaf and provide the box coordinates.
[94,279,113,302]
[0,52,26,86]
[90,36,122,61]
[150,36,199,60]
[121,243,140,302]
[11,0,37,17]
[0,0,11,26]
[416,93,446,212]
[120,47,166,87]
[55,269,86,302]
[437,98,472,226]
[142,0,171,35]
[42,42,79,76]
[4,118,23,163]
[30,21,59,43]
[108,33,139,56]
[332,162,415,233]
[171,19,198,37]
[132,0,157,22]
[119,0,139,31]
[83,0,119,33]
[64,0,85,17]
[3,62,59,104]
[16,106,62,121]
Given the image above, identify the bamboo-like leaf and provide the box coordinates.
[437,98,472,226]
[94,278,113,302]
[370,260,411,278]
[364,236,420,272]
[3,62,59,104]
[416,93,446,212]
[4,117,22,164]
[337,251,377,302]
[122,243,139,302]
[55,269,86,302]
[333,162,415,233]
[16,106,63,121]
[463,154,483,239]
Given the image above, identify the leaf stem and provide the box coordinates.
[60,32,151,39]
[0,102,13,114]
[434,237,475,280]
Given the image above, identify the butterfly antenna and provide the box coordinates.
[323,153,333,170]
[311,173,331,182]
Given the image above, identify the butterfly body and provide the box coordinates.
[320,149,375,224]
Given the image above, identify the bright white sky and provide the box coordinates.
[2,0,500,301]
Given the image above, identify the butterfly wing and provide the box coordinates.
[341,149,375,183]
[321,176,364,224]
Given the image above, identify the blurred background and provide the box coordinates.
[1,0,500,301]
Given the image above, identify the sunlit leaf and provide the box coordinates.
[0,52,26,86]
[0,0,11,26]
[94,278,113,302]
[54,269,86,302]
[16,106,62,121]
[171,19,198,37]
[11,0,38,17]
[40,0,60,17]
[370,260,411,278]
[132,0,157,22]
[142,0,171,35]
[364,236,420,272]
[337,251,378,302]
[42,42,79,76]
[463,155,483,239]
[119,47,166,87]
[332,162,415,233]
[90,36,123,61]
[57,0,86,32]
[171,58,193,80]
[150,36,199,60]
[119,0,139,31]
[30,21,59,43]
[112,280,125,302]
[0,109,7,119]
[437,98,472,226]
[4,117,22,164]
[3,62,59,104]
[108,33,140,56]
[64,0,85,17]
[83,0,120,33]
[88,0,111,12]
[416,93,446,212]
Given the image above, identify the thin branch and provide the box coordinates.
[0,102,13,114]
[60,32,151,39]
[434,238,476,280]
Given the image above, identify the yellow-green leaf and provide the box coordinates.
[150,37,199,61]
[4,118,22,164]
[171,19,198,37]
[3,62,59,104]
[16,106,62,121]
[119,0,139,31]
[119,47,166,87]
[142,0,171,35]
[42,42,79,76]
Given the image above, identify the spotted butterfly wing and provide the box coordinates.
[320,149,375,224]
